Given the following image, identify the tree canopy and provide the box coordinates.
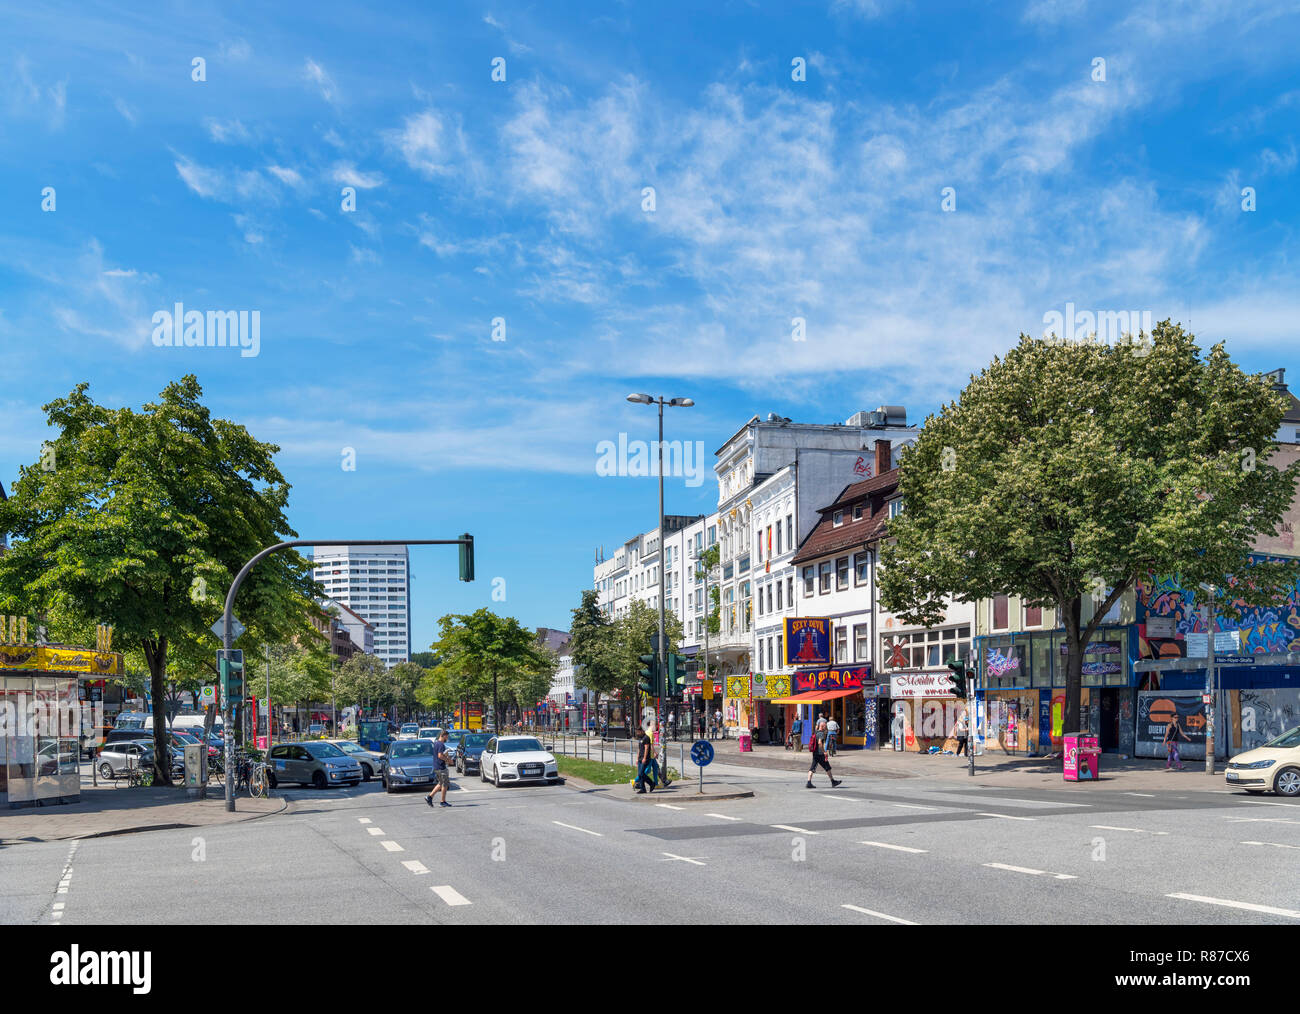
[880,323,1300,731]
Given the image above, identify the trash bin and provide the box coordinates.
[1063,733,1101,781]
[738,730,752,753]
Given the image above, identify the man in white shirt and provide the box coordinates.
[826,716,840,756]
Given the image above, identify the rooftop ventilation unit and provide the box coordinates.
[848,410,887,428]
[876,405,907,426]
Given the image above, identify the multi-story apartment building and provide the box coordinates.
[312,545,411,667]
[325,600,375,656]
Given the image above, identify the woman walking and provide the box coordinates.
[1164,714,1188,771]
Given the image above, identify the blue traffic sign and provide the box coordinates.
[691,739,714,767]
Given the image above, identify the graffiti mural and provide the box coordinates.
[1238,688,1300,752]
[1136,557,1300,659]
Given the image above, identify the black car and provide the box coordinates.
[455,732,492,775]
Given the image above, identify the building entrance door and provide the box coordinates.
[1098,688,1120,752]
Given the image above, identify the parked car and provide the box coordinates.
[266,741,363,789]
[417,726,442,741]
[455,732,491,775]
[97,740,184,781]
[479,736,559,788]
[397,723,420,740]
[1226,726,1300,796]
[381,739,440,793]
[443,729,465,763]
[323,739,385,781]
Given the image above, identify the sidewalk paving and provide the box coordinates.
[0,776,286,846]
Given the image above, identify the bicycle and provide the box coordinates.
[248,760,272,799]
[125,759,154,788]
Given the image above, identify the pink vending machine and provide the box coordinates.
[1063,733,1101,781]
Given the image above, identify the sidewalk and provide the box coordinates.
[0,774,286,846]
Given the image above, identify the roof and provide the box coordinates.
[791,468,900,566]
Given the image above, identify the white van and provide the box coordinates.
[114,712,223,737]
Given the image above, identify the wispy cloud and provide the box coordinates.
[303,58,339,104]
[331,162,385,189]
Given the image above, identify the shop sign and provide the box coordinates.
[751,673,791,699]
[0,645,124,676]
[725,675,752,700]
[889,671,958,699]
[793,665,870,694]
[1060,641,1121,655]
[1081,660,1122,676]
[985,646,1022,677]
[784,617,832,666]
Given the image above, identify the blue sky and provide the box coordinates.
[1,0,1297,653]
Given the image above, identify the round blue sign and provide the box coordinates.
[691,739,714,767]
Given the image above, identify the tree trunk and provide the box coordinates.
[1062,595,1083,735]
[144,637,171,786]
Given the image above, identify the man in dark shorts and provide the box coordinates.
[425,730,452,808]
[806,719,841,789]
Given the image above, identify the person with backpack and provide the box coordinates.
[806,719,841,789]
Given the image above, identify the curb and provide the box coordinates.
[0,793,290,846]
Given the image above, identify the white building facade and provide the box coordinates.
[312,545,411,667]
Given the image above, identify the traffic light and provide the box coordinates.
[218,648,245,699]
[459,533,475,582]
[667,653,690,700]
[637,653,659,697]
[946,660,969,699]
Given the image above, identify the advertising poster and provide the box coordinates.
[1136,691,1212,759]
[784,617,832,667]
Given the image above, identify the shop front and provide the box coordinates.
[979,628,1137,756]
[887,671,962,752]
[0,625,124,809]
[747,672,793,744]
[772,665,873,749]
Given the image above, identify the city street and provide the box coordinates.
[5,761,1297,926]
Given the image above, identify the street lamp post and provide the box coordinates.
[1200,583,1218,775]
[627,393,694,781]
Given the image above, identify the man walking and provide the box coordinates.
[826,714,840,756]
[790,716,803,751]
[425,730,452,808]
[634,723,657,793]
[806,718,841,789]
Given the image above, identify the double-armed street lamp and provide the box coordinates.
[627,393,694,773]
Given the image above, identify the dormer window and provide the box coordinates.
[853,505,863,521]
[832,510,844,527]
[888,499,904,518]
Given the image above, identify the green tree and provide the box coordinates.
[415,665,456,716]
[569,589,618,728]
[696,543,721,635]
[265,642,332,732]
[335,653,389,714]
[611,599,684,725]
[879,324,1300,733]
[387,661,426,722]
[429,609,553,730]
[0,377,319,783]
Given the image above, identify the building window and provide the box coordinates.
[777,633,784,667]
[787,577,794,607]
[835,627,848,663]
[776,581,783,611]
[854,623,870,661]
[888,499,904,518]
[833,510,844,527]
[1024,604,1042,627]
[757,590,764,616]
[855,552,869,585]
[803,566,815,597]
[853,505,863,521]
[992,595,1009,631]
[776,525,782,555]
[880,626,972,669]
[785,515,793,548]
[708,525,716,545]
[819,561,833,594]
[836,556,850,590]
[739,556,750,575]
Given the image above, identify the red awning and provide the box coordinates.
[770,688,862,704]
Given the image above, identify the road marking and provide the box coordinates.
[892,803,938,810]
[366,827,384,836]
[1090,825,1169,835]
[1167,893,1300,919]
[1240,840,1300,850]
[1239,799,1298,807]
[380,840,404,852]
[772,824,819,835]
[823,794,857,801]
[984,862,1076,880]
[1224,817,1300,825]
[976,812,1036,821]
[842,904,917,925]
[661,852,707,865]
[431,885,472,907]
[705,813,741,821]
[402,860,430,874]
[52,903,64,910]
[655,803,684,810]
[1124,792,1155,798]
[358,817,371,824]
[858,841,929,853]
[552,820,603,837]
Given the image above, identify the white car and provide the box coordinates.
[1225,726,1300,796]
[396,723,420,740]
[479,735,560,788]
[418,726,442,741]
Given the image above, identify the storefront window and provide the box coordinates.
[1031,634,1053,687]
[844,693,866,737]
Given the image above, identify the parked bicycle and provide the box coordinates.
[248,759,272,799]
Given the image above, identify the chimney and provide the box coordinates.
[874,439,892,475]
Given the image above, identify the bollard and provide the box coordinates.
[586,735,590,761]
[680,742,685,781]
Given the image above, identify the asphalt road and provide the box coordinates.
[3,763,1298,925]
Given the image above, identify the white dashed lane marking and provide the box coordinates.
[655,803,684,810]
[858,841,929,853]
[431,885,472,907]
[661,852,707,865]
[366,827,384,836]
[402,860,430,874]
[1167,893,1300,919]
[984,862,1076,880]
[977,812,1035,821]
[380,841,404,852]
[842,904,917,925]
[552,821,603,837]
[1090,825,1169,835]
[771,824,819,835]
[705,813,741,821]
[1240,840,1300,850]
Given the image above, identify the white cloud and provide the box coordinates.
[1023,0,1085,25]
[386,109,454,176]
[220,38,252,61]
[174,155,273,203]
[113,97,136,125]
[331,162,385,188]
[205,118,251,144]
[303,58,339,104]
[266,165,305,187]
